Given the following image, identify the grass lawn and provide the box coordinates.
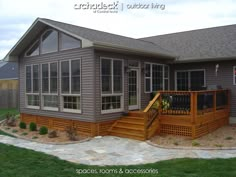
[0,143,236,177]
[0,108,19,121]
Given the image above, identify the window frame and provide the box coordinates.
[40,29,59,54]
[60,59,81,113]
[100,57,124,114]
[41,62,59,111]
[233,66,236,85]
[60,33,82,51]
[144,62,169,93]
[25,64,40,109]
[175,69,206,91]
[25,40,40,57]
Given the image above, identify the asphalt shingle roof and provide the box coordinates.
[141,24,236,61]
[0,61,18,79]
[40,18,174,58]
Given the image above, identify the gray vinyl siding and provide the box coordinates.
[19,47,96,122]
[172,60,236,118]
[94,50,170,122]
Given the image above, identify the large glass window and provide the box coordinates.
[101,58,123,113]
[41,30,58,54]
[25,29,82,57]
[25,65,39,108]
[41,62,58,110]
[176,70,205,91]
[61,33,81,50]
[145,63,169,93]
[61,59,81,113]
[234,66,236,85]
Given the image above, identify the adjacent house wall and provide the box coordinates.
[19,47,96,122]
[172,60,236,121]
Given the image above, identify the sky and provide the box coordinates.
[0,0,236,59]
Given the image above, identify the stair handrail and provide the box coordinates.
[143,93,160,129]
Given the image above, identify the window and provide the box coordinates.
[26,40,39,57]
[61,59,81,113]
[176,70,205,91]
[25,29,82,57]
[41,30,58,54]
[25,65,39,108]
[144,63,169,93]
[101,58,123,113]
[234,66,236,85]
[41,62,58,110]
[61,33,81,50]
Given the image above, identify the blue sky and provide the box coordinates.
[0,0,236,59]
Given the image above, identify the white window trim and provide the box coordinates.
[175,69,206,90]
[234,66,236,85]
[60,59,81,113]
[25,65,40,109]
[144,62,169,93]
[100,57,124,114]
[41,62,59,111]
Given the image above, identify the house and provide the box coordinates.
[0,61,18,108]
[3,18,235,140]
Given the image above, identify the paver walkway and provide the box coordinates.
[1,135,236,166]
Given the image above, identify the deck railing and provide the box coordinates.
[159,89,230,118]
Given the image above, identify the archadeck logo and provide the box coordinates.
[74,1,120,13]
[74,1,166,13]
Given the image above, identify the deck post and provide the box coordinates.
[143,113,148,140]
[213,91,217,120]
[191,92,197,124]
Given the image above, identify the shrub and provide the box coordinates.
[29,122,37,131]
[192,141,200,147]
[65,126,77,141]
[39,126,48,135]
[12,129,18,133]
[19,121,26,129]
[5,113,17,127]
[225,136,233,140]
[32,136,38,139]
[21,132,28,136]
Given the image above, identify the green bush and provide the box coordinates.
[19,122,26,129]
[39,126,48,135]
[29,122,37,131]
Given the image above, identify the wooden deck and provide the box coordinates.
[109,89,230,140]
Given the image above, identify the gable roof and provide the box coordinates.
[0,61,18,80]
[4,18,175,61]
[141,24,236,62]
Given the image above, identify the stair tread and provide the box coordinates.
[118,120,144,125]
[109,130,145,138]
[113,125,145,131]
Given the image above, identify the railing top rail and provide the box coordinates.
[143,93,160,113]
[159,89,229,94]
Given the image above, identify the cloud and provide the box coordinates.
[0,0,236,59]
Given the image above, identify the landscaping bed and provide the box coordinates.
[151,125,236,148]
[0,117,89,144]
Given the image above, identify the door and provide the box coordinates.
[128,69,139,110]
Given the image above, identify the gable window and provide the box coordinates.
[26,65,39,109]
[41,30,58,54]
[61,59,81,113]
[41,62,58,110]
[101,57,123,113]
[144,63,169,93]
[61,33,81,50]
[234,66,236,85]
[25,30,82,57]
[26,40,40,57]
